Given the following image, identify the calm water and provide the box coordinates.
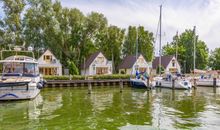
[1,86,220,130]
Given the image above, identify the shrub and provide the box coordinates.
[44,75,84,80]
[93,74,130,80]
[43,74,130,80]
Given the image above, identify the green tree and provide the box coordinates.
[209,48,220,70]
[100,25,125,73]
[137,26,154,61]
[2,0,26,46]
[163,29,208,73]
[67,60,79,75]
[122,26,137,57]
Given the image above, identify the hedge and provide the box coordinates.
[43,74,131,80]
[44,75,84,80]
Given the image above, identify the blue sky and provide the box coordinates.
[0,0,220,53]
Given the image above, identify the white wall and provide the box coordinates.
[81,52,112,76]
[165,57,181,73]
[38,49,63,76]
[130,55,150,75]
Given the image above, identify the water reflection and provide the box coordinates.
[0,87,220,130]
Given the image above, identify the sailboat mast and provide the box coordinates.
[176,31,178,72]
[176,31,178,61]
[159,5,162,76]
[193,26,196,73]
[136,27,138,62]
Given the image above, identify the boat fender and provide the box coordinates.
[159,82,161,86]
[37,82,43,89]
[42,80,47,87]
[156,82,158,86]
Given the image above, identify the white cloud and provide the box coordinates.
[60,0,220,53]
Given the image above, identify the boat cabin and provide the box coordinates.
[0,56,39,77]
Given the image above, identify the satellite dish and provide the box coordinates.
[28,46,33,51]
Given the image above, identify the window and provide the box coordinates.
[97,57,104,63]
[44,55,52,62]
[172,60,175,67]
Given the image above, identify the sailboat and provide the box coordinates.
[129,27,152,89]
[154,5,192,90]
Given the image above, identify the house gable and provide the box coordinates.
[38,49,61,66]
[89,52,108,68]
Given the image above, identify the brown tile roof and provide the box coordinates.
[81,51,106,69]
[118,54,141,69]
[152,55,174,69]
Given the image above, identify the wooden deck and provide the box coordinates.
[45,79,130,87]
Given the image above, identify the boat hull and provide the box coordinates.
[196,79,220,87]
[155,80,192,90]
[0,83,41,100]
[130,79,150,89]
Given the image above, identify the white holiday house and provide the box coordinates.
[118,54,151,75]
[152,55,181,73]
[38,49,62,76]
[81,52,112,76]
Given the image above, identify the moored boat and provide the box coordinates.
[0,51,45,100]
[155,74,192,90]
[196,75,220,87]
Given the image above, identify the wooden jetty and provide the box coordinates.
[45,79,130,87]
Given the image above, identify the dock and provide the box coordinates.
[45,79,130,87]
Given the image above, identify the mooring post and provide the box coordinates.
[213,78,217,88]
[172,79,175,90]
[172,89,175,101]
[147,78,150,88]
[120,80,123,93]
[194,78,197,89]
[88,81,92,94]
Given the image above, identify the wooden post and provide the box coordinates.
[172,89,175,101]
[194,78,197,89]
[213,78,217,88]
[172,79,175,90]
[88,81,92,94]
[120,80,123,93]
[147,78,150,88]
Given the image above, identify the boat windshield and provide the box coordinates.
[1,62,39,77]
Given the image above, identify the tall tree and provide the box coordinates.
[122,26,137,57]
[2,0,25,46]
[100,25,125,73]
[163,29,208,73]
[137,26,154,61]
[209,48,220,70]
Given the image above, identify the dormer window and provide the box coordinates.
[44,55,52,62]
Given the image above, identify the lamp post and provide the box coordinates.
[92,64,96,75]
[184,60,186,74]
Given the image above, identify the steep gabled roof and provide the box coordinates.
[38,49,59,62]
[152,55,174,69]
[118,54,144,69]
[81,51,102,69]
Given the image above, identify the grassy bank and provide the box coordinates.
[44,74,131,80]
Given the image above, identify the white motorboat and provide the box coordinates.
[0,52,45,100]
[155,74,192,90]
[196,75,220,87]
